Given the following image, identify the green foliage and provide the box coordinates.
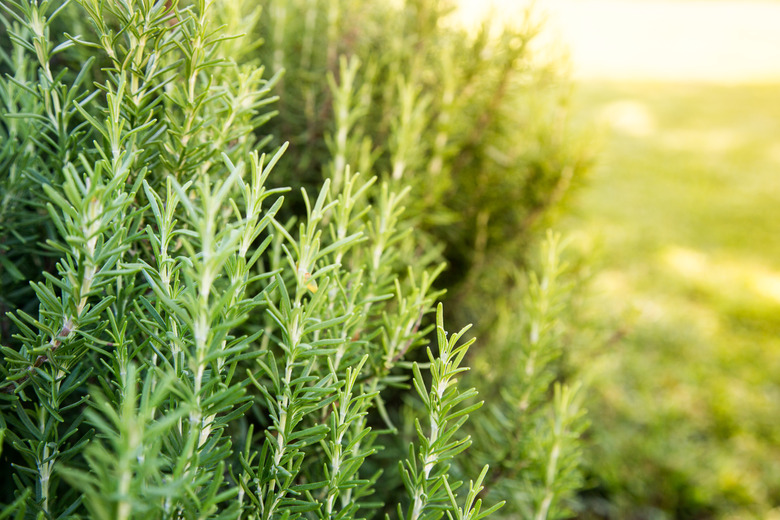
[398,304,501,520]
[253,0,591,516]
[253,0,592,330]
[0,0,588,518]
[461,233,588,519]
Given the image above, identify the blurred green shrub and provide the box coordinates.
[253,0,592,332]
[255,0,593,516]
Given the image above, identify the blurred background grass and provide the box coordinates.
[565,83,780,518]
[455,0,780,517]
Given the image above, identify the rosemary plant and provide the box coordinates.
[463,233,588,518]
[0,0,518,518]
[254,0,592,330]
[1,0,590,518]
[253,0,591,517]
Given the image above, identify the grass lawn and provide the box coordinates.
[564,82,780,518]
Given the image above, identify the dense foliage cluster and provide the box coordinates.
[254,1,591,512]
[0,0,588,518]
[256,0,590,331]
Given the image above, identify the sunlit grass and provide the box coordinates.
[573,84,780,261]
[565,82,780,516]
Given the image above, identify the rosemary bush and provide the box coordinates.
[254,0,591,516]
[0,0,587,518]
[254,0,592,330]
[461,233,588,518]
